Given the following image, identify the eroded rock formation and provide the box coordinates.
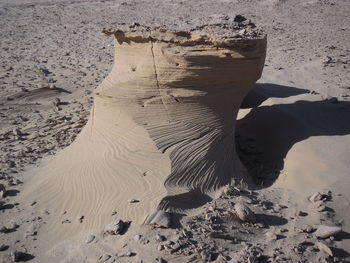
[20,16,266,245]
[100,18,266,193]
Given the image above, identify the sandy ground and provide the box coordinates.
[0,0,350,262]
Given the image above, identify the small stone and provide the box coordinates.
[265,231,277,240]
[6,222,18,230]
[233,203,255,223]
[328,97,338,104]
[322,56,332,64]
[200,250,212,261]
[294,210,307,217]
[303,225,315,233]
[100,254,111,262]
[155,258,166,263]
[0,244,8,251]
[129,199,139,203]
[134,234,142,241]
[144,209,171,228]
[236,195,253,204]
[315,202,326,212]
[157,244,164,251]
[317,242,333,256]
[105,219,124,235]
[9,251,31,262]
[85,234,95,244]
[255,222,265,228]
[0,184,6,198]
[221,185,239,196]
[155,233,166,242]
[314,225,342,239]
[77,216,84,223]
[309,192,323,203]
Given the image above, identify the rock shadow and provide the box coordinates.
[240,83,309,109]
[5,189,19,197]
[158,190,212,212]
[255,213,288,226]
[236,83,350,188]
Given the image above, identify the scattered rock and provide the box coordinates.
[309,191,330,203]
[200,250,213,261]
[77,215,84,223]
[233,203,256,223]
[221,185,240,196]
[0,184,6,198]
[99,254,111,262]
[85,234,95,244]
[117,251,134,257]
[105,219,125,235]
[314,225,342,239]
[9,251,32,262]
[0,244,8,251]
[157,244,164,251]
[265,230,277,240]
[317,242,333,257]
[303,225,315,233]
[133,234,142,241]
[236,195,253,204]
[322,56,333,64]
[155,233,166,242]
[144,209,171,228]
[315,201,326,212]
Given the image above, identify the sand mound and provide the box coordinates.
[20,16,266,251]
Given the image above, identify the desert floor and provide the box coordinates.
[0,0,350,262]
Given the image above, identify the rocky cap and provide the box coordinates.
[102,14,266,47]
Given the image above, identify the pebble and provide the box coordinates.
[144,209,171,228]
[0,244,8,251]
[200,250,213,261]
[9,251,30,262]
[0,184,6,198]
[155,258,166,263]
[233,203,256,223]
[317,242,333,256]
[133,234,142,241]
[155,233,166,242]
[85,234,95,244]
[157,244,164,251]
[105,219,125,235]
[309,192,325,203]
[314,225,342,238]
[265,231,277,240]
[100,254,111,262]
[303,225,315,233]
[236,195,253,204]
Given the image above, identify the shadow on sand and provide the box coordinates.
[236,83,350,188]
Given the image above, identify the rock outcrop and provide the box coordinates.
[20,15,266,248]
[99,17,266,193]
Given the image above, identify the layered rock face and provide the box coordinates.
[99,20,266,193]
[21,17,266,246]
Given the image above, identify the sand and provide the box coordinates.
[0,0,350,262]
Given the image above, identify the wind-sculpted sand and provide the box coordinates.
[19,19,266,251]
[1,1,350,262]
